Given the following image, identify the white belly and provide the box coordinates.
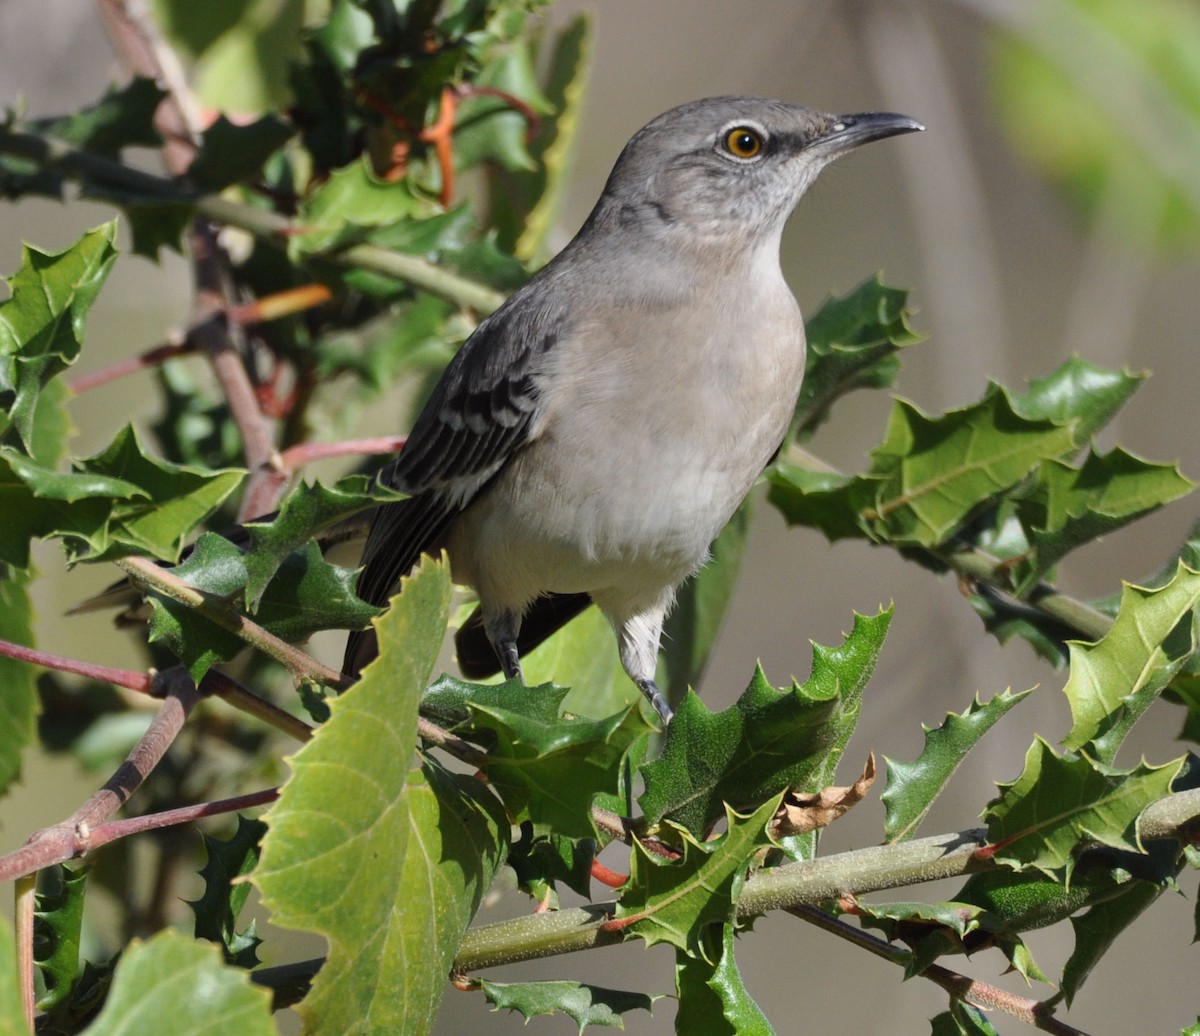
[447,270,805,620]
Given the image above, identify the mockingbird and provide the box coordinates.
[344,96,923,723]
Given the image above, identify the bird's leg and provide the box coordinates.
[614,605,674,727]
[637,678,674,726]
[485,610,524,683]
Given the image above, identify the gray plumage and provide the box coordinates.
[345,96,923,723]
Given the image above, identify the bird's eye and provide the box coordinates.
[724,127,763,159]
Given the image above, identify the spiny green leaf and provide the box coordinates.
[451,686,657,840]
[242,474,402,608]
[1062,878,1165,1006]
[452,39,554,174]
[254,557,507,1035]
[982,739,1183,879]
[1009,357,1145,446]
[1013,448,1194,593]
[507,823,595,908]
[81,930,273,1036]
[793,275,922,440]
[187,115,295,191]
[190,817,266,968]
[480,978,657,1033]
[0,222,118,453]
[73,424,244,562]
[883,690,1031,842]
[639,608,891,838]
[931,1002,1000,1035]
[147,532,377,680]
[33,866,87,1012]
[0,565,38,796]
[618,797,779,960]
[863,388,1077,546]
[675,923,776,1036]
[28,78,165,157]
[771,387,1077,548]
[1062,563,1200,761]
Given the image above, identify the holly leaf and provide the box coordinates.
[1061,878,1165,1006]
[33,866,87,1012]
[80,931,272,1035]
[0,565,38,796]
[771,387,1077,547]
[0,222,118,453]
[883,690,1031,842]
[480,978,657,1032]
[617,796,779,960]
[793,275,922,440]
[73,424,244,562]
[28,78,164,157]
[1062,563,1200,762]
[931,1002,1000,1036]
[189,817,266,968]
[507,823,595,908]
[242,474,401,609]
[187,115,295,191]
[146,534,250,679]
[253,558,507,1035]
[639,608,891,838]
[447,682,652,839]
[1013,449,1194,593]
[1009,358,1145,447]
[982,739,1183,879]
[675,923,776,1036]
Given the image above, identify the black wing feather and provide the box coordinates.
[343,296,565,676]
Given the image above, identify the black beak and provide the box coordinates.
[814,111,925,154]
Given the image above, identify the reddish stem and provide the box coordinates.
[277,436,407,472]
[86,788,279,849]
[0,638,152,692]
[589,860,627,889]
[69,340,190,393]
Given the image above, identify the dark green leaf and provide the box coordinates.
[33,865,87,1011]
[983,739,1182,879]
[480,978,657,1032]
[675,923,775,1036]
[1013,449,1194,593]
[507,823,595,907]
[458,686,652,840]
[0,565,38,795]
[618,797,779,960]
[27,78,164,157]
[1009,358,1145,447]
[73,424,244,562]
[793,275,921,440]
[80,931,273,1035]
[187,115,296,191]
[639,608,891,838]
[883,690,1030,842]
[254,558,507,1034]
[190,817,267,968]
[0,222,118,453]
[1062,563,1200,761]
[242,475,401,608]
[1062,878,1164,1005]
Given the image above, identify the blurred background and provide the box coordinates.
[1,0,1198,1032]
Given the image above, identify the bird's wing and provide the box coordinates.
[344,297,564,672]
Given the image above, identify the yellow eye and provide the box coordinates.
[724,127,763,159]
